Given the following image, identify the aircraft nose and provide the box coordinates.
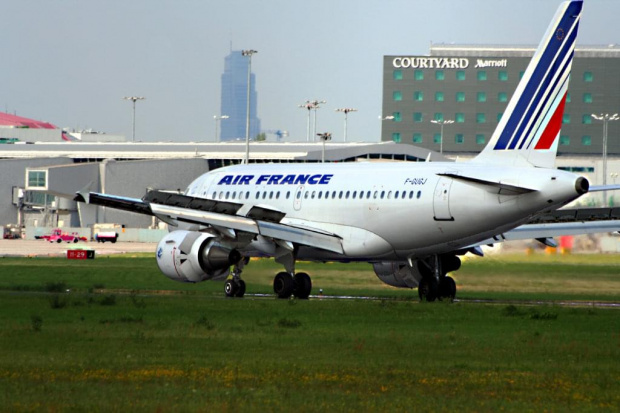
[575,176,589,195]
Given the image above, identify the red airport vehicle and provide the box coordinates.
[47,228,85,243]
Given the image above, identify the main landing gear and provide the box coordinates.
[223,250,313,300]
[417,254,460,302]
[273,271,312,299]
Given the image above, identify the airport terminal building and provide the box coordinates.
[381,44,620,156]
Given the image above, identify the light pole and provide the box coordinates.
[298,102,314,142]
[591,113,619,206]
[242,49,257,164]
[318,132,332,163]
[213,115,229,142]
[430,119,454,154]
[335,108,357,142]
[310,100,326,142]
[123,96,145,142]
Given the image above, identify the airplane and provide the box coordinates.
[76,0,620,301]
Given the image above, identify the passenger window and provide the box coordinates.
[339,191,343,199]
[263,192,267,199]
[256,192,260,199]
[367,191,371,199]
[212,192,217,199]
[352,191,357,199]
[332,191,337,199]
[304,191,309,199]
[219,192,224,200]
[296,191,301,199]
[246,191,250,199]
[287,191,291,199]
[417,191,422,199]
[232,192,236,200]
[374,191,378,199]
[312,191,316,199]
[346,191,350,199]
[409,191,414,199]
[318,191,322,199]
[269,191,273,199]
[395,191,399,199]
[381,191,385,199]
[388,191,392,199]
[226,191,230,199]
[276,192,280,199]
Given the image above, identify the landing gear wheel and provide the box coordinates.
[418,277,439,302]
[234,279,246,298]
[293,272,312,299]
[224,279,238,297]
[439,276,456,301]
[273,272,294,299]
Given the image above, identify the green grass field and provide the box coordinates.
[0,253,619,411]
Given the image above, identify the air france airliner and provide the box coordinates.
[77,0,619,301]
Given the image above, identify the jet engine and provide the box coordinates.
[372,262,422,288]
[373,255,461,288]
[156,230,241,283]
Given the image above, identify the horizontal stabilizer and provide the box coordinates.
[471,220,620,248]
[589,184,620,192]
[437,173,537,194]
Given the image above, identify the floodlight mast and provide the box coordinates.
[318,132,332,163]
[591,113,619,206]
[336,108,357,142]
[242,49,257,164]
[298,100,326,142]
[298,102,314,142]
[430,119,454,154]
[123,96,145,142]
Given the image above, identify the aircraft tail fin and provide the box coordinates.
[473,0,583,169]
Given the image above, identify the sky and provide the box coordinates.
[2,0,619,143]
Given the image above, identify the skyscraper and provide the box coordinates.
[220,50,261,141]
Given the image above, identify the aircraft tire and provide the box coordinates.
[224,279,238,297]
[418,277,438,302]
[293,272,312,299]
[273,272,294,299]
[439,276,456,301]
[234,279,246,298]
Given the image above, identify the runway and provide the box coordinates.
[0,239,156,257]
[2,239,618,309]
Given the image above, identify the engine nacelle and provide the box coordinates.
[372,262,422,289]
[156,230,241,283]
[373,255,462,288]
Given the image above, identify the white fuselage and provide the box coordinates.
[182,161,583,262]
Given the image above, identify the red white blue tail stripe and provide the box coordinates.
[475,1,582,168]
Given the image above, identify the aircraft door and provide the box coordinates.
[433,177,454,221]
[293,185,304,211]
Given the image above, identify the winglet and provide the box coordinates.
[74,181,94,203]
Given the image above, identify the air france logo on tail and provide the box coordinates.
[492,1,582,152]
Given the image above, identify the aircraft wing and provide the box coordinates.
[74,190,344,254]
[469,207,620,248]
